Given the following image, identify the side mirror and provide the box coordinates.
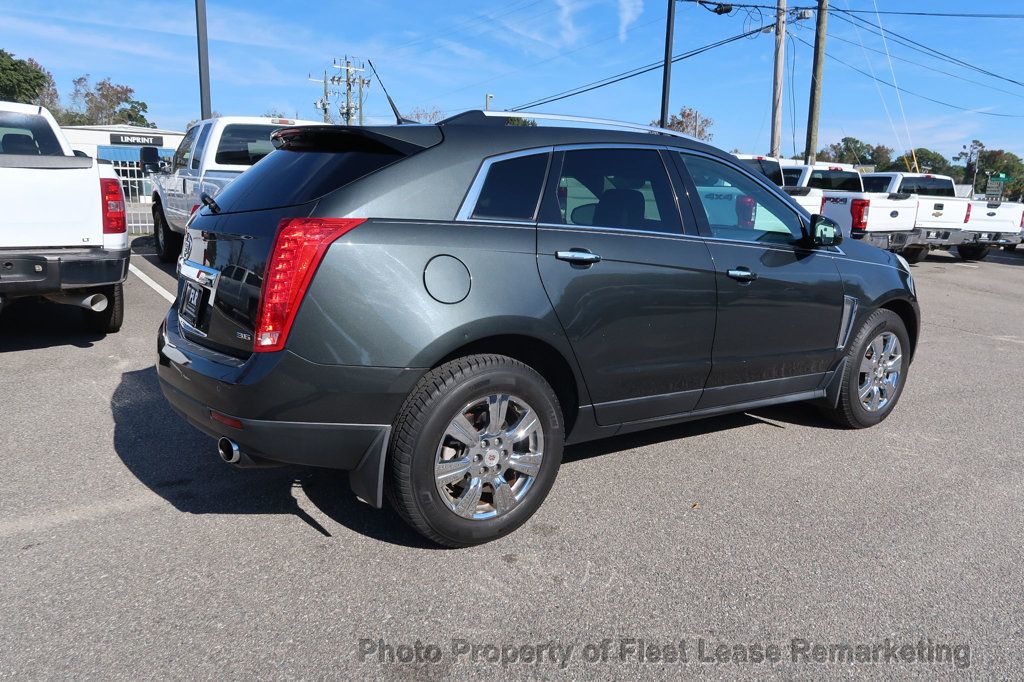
[808,214,843,247]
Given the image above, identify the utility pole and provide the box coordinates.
[194,0,212,119]
[309,70,333,122]
[659,0,676,128]
[770,0,786,157]
[344,57,353,125]
[485,93,494,111]
[804,0,828,164]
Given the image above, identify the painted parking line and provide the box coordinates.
[129,263,175,303]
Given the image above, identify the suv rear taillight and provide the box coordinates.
[850,199,870,232]
[254,217,366,352]
[100,178,126,234]
[964,203,972,223]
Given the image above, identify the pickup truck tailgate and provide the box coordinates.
[967,201,1024,234]
[915,196,969,230]
[0,157,104,248]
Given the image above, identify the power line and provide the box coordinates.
[791,34,1024,118]
[679,1,1024,19]
[511,22,775,111]
[831,11,1024,89]
[792,22,1024,101]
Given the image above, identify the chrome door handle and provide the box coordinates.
[556,250,601,265]
[727,268,757,282]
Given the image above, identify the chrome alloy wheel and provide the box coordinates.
[858,331,903,412]
[434,393,544,520]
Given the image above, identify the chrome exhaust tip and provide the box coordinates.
[217,437,241,464]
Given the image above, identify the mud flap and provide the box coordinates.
[348,427,391,508]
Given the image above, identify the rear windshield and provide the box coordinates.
[809,170,863,192]
[214,124,281,165]
[862,176,891,193]
[898,176,955,197]
[0,112,64,156]
[782,168,802,186]
[210,146,403,213]
[739,158,784,186]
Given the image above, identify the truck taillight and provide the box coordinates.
[100,178,126,234]
[1020,210,1024,229]
[964,203,972,223]
[850,199,870,232]
[820,197,826,213]
[253,217,366,352]
[736,195,757,229]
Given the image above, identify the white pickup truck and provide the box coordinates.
[147,115,322,262]
[960,200,1024,259]
[0,101,128,332]
[780,162,917,247]
[862,172,971,262]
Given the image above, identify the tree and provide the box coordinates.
[652,106,714,141]
[56,75,155,127]
[881,148,955,178]
[976,149,1024,199]
[263,108,286,118]
[407,106,444,123]
[816,137,892,167]
[185,111,221,129]
[954,139,985,192]
[0,49,49,103]
[505,116,537,127]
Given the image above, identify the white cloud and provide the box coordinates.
[617,0,643,42]
[555,0,584,45]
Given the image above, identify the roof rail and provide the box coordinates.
[443,109,699,141]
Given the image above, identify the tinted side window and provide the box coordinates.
[471,153,547,221]
[172,126,199,171]
[809,170,862,192]
[215,124,278,166]
[862,176,890,193]
[739,158,784,186]
[898,176,955,198]
[679,154,803,244]
[190,123,212,170]
[552,148,681,234]
[782,168,803,186]
[0,112,64,156]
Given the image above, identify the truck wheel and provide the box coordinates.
[83,284,124,334]
[901,247,927,264]
[956,244,990,261]
[153,204,182,263]
[1004,244,1018,252]
[819,309,910,429]
[386,354,564,547]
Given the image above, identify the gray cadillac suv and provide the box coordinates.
[156,111,919,546]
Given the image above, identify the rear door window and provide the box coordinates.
[898,176,955,197]
[782,168,803,186]
[809,170,863,192]
[0,112,64,156]
[738,158,784,186]
[214,124,279,166]
[862,176,891,193]
[548,148,681,234]
[470,153,548,221]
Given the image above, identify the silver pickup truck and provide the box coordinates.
[147,115,322,262]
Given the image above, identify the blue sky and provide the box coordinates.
[1,0,1021,159]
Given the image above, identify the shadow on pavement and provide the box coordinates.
[0,298,104,352]
[111,366,437,549]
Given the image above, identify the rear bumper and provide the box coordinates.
[0,247,129,296]
[851,230,918,251]
[156,311,426,506]
[961,230,1020,246]
[916,227,966,249]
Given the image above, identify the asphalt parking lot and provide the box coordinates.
[2,239,1022,678]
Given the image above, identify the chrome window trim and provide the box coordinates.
[455,146,553,223]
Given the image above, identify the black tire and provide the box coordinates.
[1004,244,1018,252]
[386,354,564,547]
[82,283,124,334]
[819,309,910,429]
[153,203,182,263]
[901,247,927,264]
[956,244,990,261]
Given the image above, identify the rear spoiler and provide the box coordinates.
[271,125,442,156]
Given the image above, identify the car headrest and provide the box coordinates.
[2,133,40,155]
[593,188,645,228]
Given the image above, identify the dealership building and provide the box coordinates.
[60,124,185,234]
